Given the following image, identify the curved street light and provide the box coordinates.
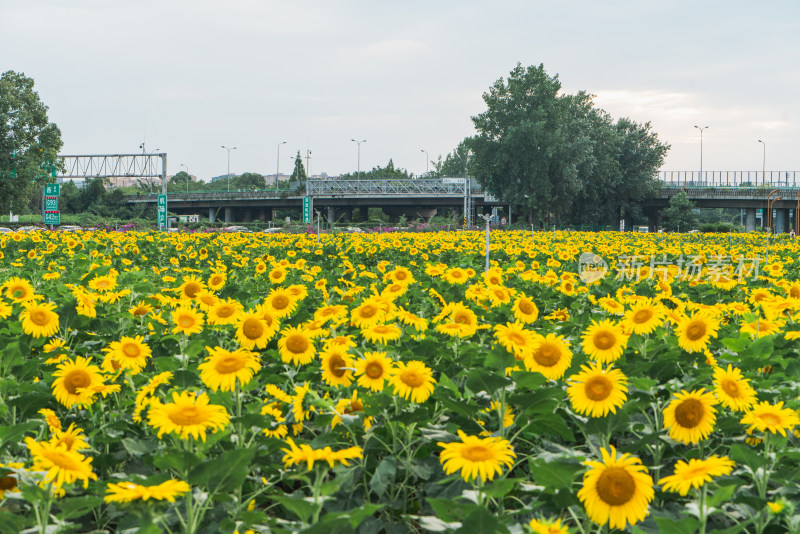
[694,125,709,182]
[276,141,287,191]
[351,139,366,180]
[221,146,237,192]
[758,139,766,185]
[420,149,429,177]
[766,189,779,232]
[181,163,190,194]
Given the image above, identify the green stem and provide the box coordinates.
[698,486,707,534]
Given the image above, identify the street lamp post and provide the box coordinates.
[221,146,237,192]
[758,139,766,186]
[351,139,366,179]
[181,164,190,194]
[694,125,709,183]
[276,141,287,191]
[420,149,429,177]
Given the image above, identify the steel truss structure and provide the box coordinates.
[307,178,468,196]
[57,153,168,193]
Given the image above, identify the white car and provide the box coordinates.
[59,225,83,232]
[0,227,13,234]
[223,226,252,233]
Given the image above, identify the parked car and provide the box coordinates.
[223,226,252,233]
[16,226,44,233]
[58,225,83,232]
[0,227,13,234]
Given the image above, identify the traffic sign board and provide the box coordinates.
[158,194,168,229]
[45,196,58,211]
[44,183,60,196]
[303,196,312,224]
[44,211,60,226]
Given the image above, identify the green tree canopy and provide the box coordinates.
[339,160,412,181]
[661,191,698,232]
[233,172,266,190]
[468,63,669,227]
[0,71,63,213]
[290,151,307,183]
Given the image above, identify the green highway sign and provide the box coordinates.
[45,196,58,211]
[44,183,60,196]
[44,211,60,226]
[157,194,168,229]
[303,196,312,224]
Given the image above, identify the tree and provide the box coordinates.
[339,160,412,181]
[233,172,265,190]
[290,151,307,183]
[0,71,63,214]
[661,191,698,232]
[467,63,668,227]
[439,140,474,177]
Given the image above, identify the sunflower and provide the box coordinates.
[355,351,395,392]
[25,438,97,489]
[170,306,205,336]
[264,287,298,318]
[88,275,117,293]
[128,301,153,317]
[494,322,536,359]
[529,517,569,534]
[277,326,316,366]
[663,389,718,444]
[51,356,105,408]
[105,479,190,503]
[740,401,800,437]
[523,333,572,380]
[235,312,274,350]
[268,266,288,284]
[675,312,719,353]
[512,295,539,324]
[3,277,35,302]
[385,265,415,285]
[38,408,62,432]
[49,423,90,452]
[713,365,757,411]
[148,391,229,442]
[332,390,372,429]
[361,323,402,344]
[104,335,152,374]
[659,456,735,496]
[206,298,244,325]
[577,445,654,529]
[623,301,663,335]
[488,286,513,307]
[437,430,516,483]
[0,463,23,497]
[314,304,348,324]
[567,362,628,417]
[198,346,261,392]
[320,346,355,387]
[389,360,436,403]
[350,298,388,328]
[20,300,60,338]
[281,438,363,470]
[582,320,628,363]
[443,267,470,285]
[207,272,227,291]
[177,275,206,301]
[598,296,625,316]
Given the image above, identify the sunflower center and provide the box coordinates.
[216,305,235,318]
[365,362,384,379]
[373,325,390,334]
[400,370,425,387]
[584,375,613,401]
[533,343,560,367]
[595,467,636,506]
[686,321,707,341]
[271,295,290,310]
[758,413,781,426]
[64,370,91,395]
[461,445,494,462]
[327,354,347,377]
[242,318,264,339]
[518,300,535,314]
[674,398,704,428]
[395,271,408,281]
[210,275,223,285]
[168,406,203,426]
[215,355,245,374]
[593,331,616,350]
[178,315,195,328]
[507,332,526,346]
[359,305,377,318]
[11,287,26,299]
[95,279,110,288]
[30,310,51,326]
[632,309,653,324]
[790,287,800,299]
[121,342,141,358]
[344,400,363,414]
[451,271,463,278]
[133,307,148,316]
[286,334,309,354]
[454,312,472,325]
[0,476,17,491]
[720,379,741,398]
[184,282,201,298]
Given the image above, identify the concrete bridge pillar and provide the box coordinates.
[243,208,253,223]
[224,207,234,223]
[327,206,336,224]
[776,209,788,233]
[745,209,756,232]
[359,206,369,222]
[208,207,216,223]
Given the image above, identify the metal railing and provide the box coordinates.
[658,171,800,187]
[307,178,470,196]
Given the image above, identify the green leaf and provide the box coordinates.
[528,458,583,491]
[56,496,104,520]
[0,510,25,534]
[482,477,519,498]
[466,368,510,395]
[272,495,317,523]
[0,421,39,446]
[484,346,516,371]
[153,450,201,474]
[121,437,156,457]
[454,505,509,534]
[300,516,353,534]
[729,444,768,469]
[188,447,257,494]
[527,413,574,441]
[706,483,738,508]
[654,516,699,534]
[369,458,396,498]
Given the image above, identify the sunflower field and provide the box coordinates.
[1,228,800,534]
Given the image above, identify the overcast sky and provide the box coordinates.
[3,0,798,181]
